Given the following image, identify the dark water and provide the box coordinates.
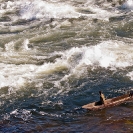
[0,0,133,132]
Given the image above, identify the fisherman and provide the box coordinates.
[95,91,106,106]
[99,91,106,105]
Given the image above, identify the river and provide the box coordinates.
[0,0,133,132]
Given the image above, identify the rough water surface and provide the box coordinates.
[0,0,133,132]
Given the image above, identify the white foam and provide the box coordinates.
[122,0,133,9]
[54,40,133,80]
[5,41,15,52]
[1,40,133,89]
[82,41,133,68]
[0,0,122,23]
[0,63,37,89]
[22,39,30,51]
[20,0,79,20]
[10,109,31,121]
[0,1,21,14]
[127,72,132,80]
[84,1,121,21]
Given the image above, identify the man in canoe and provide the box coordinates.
[99,91,106,105]
[95,91,106,106]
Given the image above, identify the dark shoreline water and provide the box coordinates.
[1,104,133,132]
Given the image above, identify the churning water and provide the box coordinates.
[0,0,133,132]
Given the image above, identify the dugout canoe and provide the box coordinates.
[82,93,133,110]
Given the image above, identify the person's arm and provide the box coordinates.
[101,93,106,105]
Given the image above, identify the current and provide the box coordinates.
[0,0,133,132]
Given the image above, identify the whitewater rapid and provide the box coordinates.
[1,1,133,132]
[1,39,133,89]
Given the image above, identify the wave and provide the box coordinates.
[1,40,133,89]
[0,0,127,23]
[20,0,80,20]
[121,0,133,9]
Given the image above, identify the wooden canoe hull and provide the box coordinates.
[82,94,133,110]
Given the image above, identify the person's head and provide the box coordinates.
[99,91,102,95]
